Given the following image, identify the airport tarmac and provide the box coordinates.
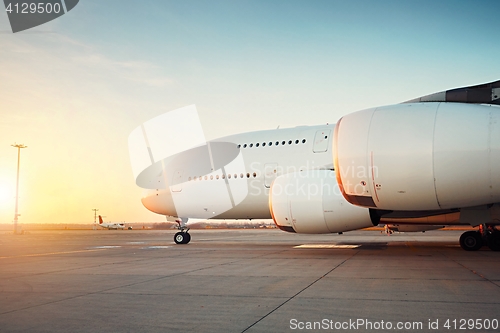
[0,229,499,333]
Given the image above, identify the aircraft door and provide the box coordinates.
[313,129,331,153]
[264,163,278,188]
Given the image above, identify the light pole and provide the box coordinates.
[11,143,27,235]
[92,208,99,230]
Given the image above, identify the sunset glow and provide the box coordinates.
[0,185,11,205]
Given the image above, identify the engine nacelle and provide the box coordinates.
[334,103,500,211]
[269,170,375,233]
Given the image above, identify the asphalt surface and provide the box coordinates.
[0,229,499,332]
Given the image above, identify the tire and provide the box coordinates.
[459,231,483,251]
[174,232,185,244]
[183,232,191,244]
[174,232,191,244]
[487,232,500,251]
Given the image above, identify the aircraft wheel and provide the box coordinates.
[459,231,483,251]
[174,232,186,244]
[487,232,500,251]
[174,232,191,244]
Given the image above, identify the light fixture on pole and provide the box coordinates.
[11,143,27,235]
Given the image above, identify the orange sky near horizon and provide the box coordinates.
[0,33,169,225]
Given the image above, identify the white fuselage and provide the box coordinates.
[99,222,125,230]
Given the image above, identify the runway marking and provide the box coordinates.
[89,246,121,249]
[142,246,171,249]
[0,248,106,259]
[294,244,360,249]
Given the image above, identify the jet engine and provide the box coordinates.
[269,170,376,233]
[334,102,500,211]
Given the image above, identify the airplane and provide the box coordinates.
[128,80,500,251]
[382,224,444,235]
[98,215,131,230]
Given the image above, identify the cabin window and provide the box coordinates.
[253,172,257,178]
[237,138,321,147]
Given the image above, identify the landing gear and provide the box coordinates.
[174,230,191,244]
[459,231,483,251]
[459,225,500,251]
[486,231,500,251]
[174,217,191,244]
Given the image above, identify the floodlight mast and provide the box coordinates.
[11,143,27,235]
[92,208,99,230]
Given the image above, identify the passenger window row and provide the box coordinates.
[237,138,306,149]
[188,172,258,181]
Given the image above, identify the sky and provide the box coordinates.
[0,0,499,225]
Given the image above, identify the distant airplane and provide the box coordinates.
[382,224,444,235]
[98,215,131,230]
[129,80,500,250]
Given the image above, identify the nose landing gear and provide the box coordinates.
[174,217,191,244]
[174,229,191,244]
